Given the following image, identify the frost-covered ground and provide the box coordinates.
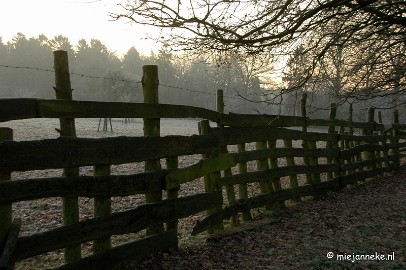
[0,117,201,141]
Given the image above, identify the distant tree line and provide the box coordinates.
[1,32,401,122]
[0,33,264,113]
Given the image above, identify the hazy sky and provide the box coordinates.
[0,0,160,57]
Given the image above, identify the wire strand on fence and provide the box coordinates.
[0,64,143,84]
[0,63,276,105]
[0,64,55,73]
[1,62,404,115]
[0,63,243,100]
[160,83,242,101]
[69,72,142,84]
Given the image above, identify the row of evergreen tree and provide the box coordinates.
[0,33,263,113]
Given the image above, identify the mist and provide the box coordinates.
[0,33,402,125]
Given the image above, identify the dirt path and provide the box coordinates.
[120,170,406,270]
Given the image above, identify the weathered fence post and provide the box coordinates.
[369,107,378,171]
[363,107,376,171]
[0,218,21,270]
[237,143,252,221]
[349,103,354,137]
[347,104,356,173]
[377,111,385,169]
[283,139,298,188]
[256,140,277,210]
[327,103,337,180]
[93,165,111,253]
[268,139,284,207]
[0,128,12,253]
[166,156,179,238]
[216,89,238,227]
[53,50,81,262]
[339,125,345,150]
[392,110,400,170]
[142,65,164,235]
[308,139,320,183]
[199,120,214,194]
[301,92,312,183]
[339,126,347,176]
[199,120,224,232]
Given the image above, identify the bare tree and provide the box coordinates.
[112,0,405,106]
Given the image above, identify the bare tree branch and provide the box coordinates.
[111,0,405,108]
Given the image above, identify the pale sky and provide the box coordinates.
[0,0,161,57]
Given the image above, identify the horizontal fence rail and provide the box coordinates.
[14,191,222,262]
[0,98,385,130]
[0,171,168,203]
[1,130,403,202]
[55,230,178,270]
[0,135,221,171]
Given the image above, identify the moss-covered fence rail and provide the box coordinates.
[1,51,405,270]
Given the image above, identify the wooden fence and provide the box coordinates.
[1,50,405,270]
